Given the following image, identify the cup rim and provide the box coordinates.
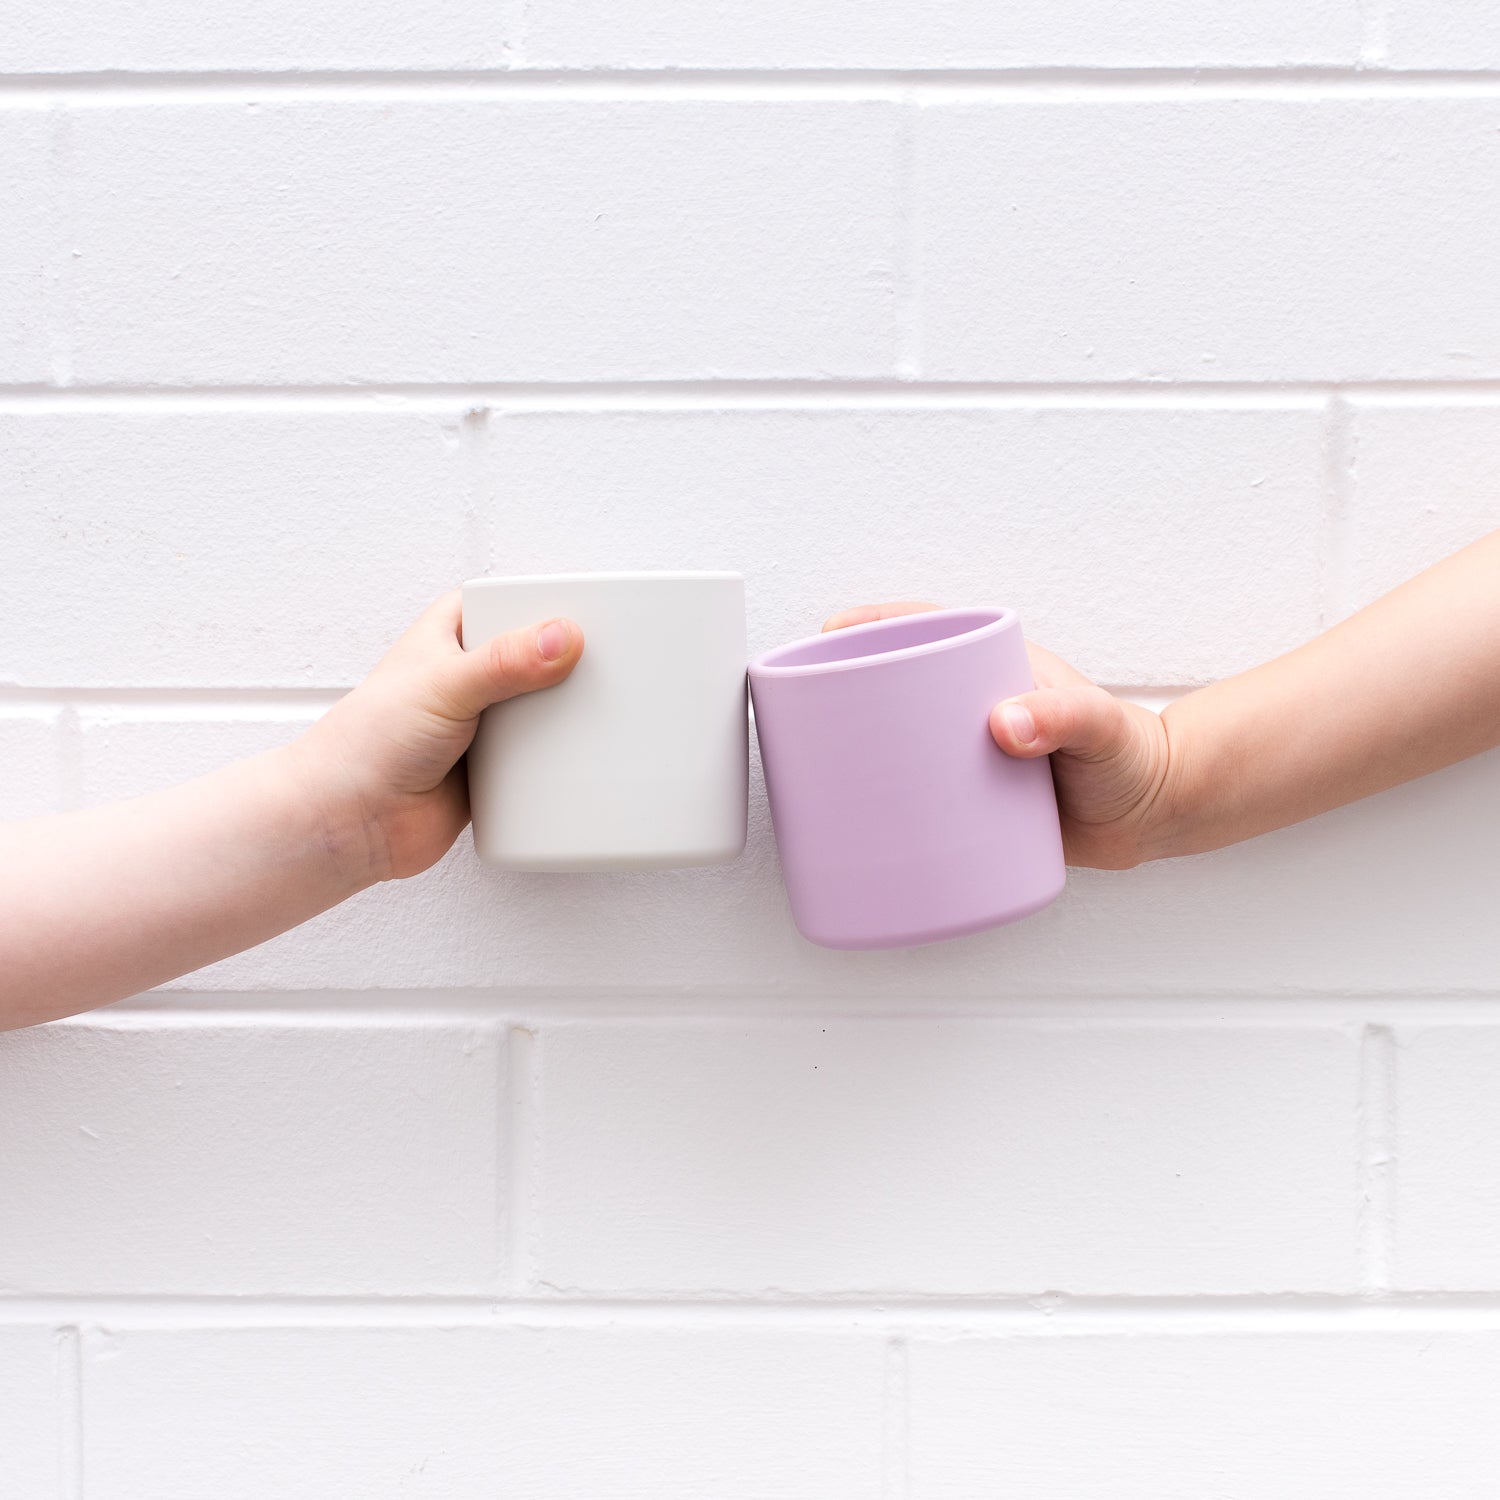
[463,571,743,589]
[750,606,1016,678]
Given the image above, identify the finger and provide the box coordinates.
[438,617,584,721]
[420,588,463,643]
[383,589,464,665]
[1023,639,1095,692]
[990,684,1132,762]
[822,601,941,633]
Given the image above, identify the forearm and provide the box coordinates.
[0,742,372,1029]
[1161,528,1500,857]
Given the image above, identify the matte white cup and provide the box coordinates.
[461,572,748,871]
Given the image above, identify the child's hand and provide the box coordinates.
[296,591,583,883]
[0,590,583,1028]
[823,603,1175,869]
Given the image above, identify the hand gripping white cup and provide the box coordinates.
[461,572,748,871]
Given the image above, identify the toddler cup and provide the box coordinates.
[463,572,748,871]
[749,607,1065,948]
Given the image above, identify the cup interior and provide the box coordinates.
[752,607,1011,675]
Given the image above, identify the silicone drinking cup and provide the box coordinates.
[749,607,1065,949]
[463,572,748,871]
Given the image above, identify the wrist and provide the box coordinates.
[277,731,392,892]
[1146,693,1222,861]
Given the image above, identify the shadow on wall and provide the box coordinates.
[187,742,1500,998]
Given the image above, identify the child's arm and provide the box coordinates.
[0,592,582,1031]
[827,527,1500,870]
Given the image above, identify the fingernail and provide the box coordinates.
[536,620,571,662]
[1001,701,1036,745]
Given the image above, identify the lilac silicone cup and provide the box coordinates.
[749,608,1066,950]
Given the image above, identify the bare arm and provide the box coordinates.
[0,745,363,1030]
[827,528,1500,869]
[1164,528,1500,856]
[0,593,582,1030]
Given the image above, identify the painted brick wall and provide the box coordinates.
[3,4,1500,1493]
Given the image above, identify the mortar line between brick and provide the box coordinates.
[1356,1024,1399,1294]
[43,103,75,387]
[8,381,1500,410]
[8,68,1500,101]
[505,1025,541,1296]
[0,687,345,713]
[54,702,83,813]
[1320,390,1355,629]
[0,684,1187,714]
[82,992,1500,1022]
[459,404,496,577]
[58,1324,82,1500]
[881,1336,910,1500]
[503,0,530,69]
[8,1294,1500,1332]
[1358,0,1396,67]
[893,96,921,379]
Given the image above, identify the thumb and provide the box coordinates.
[990,684,1133,762]
[443,617,583,721]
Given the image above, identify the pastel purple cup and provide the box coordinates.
[748,607,1066,950]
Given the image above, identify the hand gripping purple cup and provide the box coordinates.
[748,608,1066,950]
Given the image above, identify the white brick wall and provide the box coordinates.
[3,2,1500,1491]
[0,1019,505,1294]
[533,1021,1361,1295]
[1390,1026,1500,1290]
[0,113,53,383]
[1384,2,1500,68]
[0,413,474,685]
[491,406,1327,684]
[0,1327,68,1500]
[1,1,506,72]
[521,0,1362,69]
[1344,400,1500,612]
[0,711,65,819]
[917,101,1500,382]
[84,1328,886,1500]
[907,1333,1500,1497]
[66,102,901,385]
